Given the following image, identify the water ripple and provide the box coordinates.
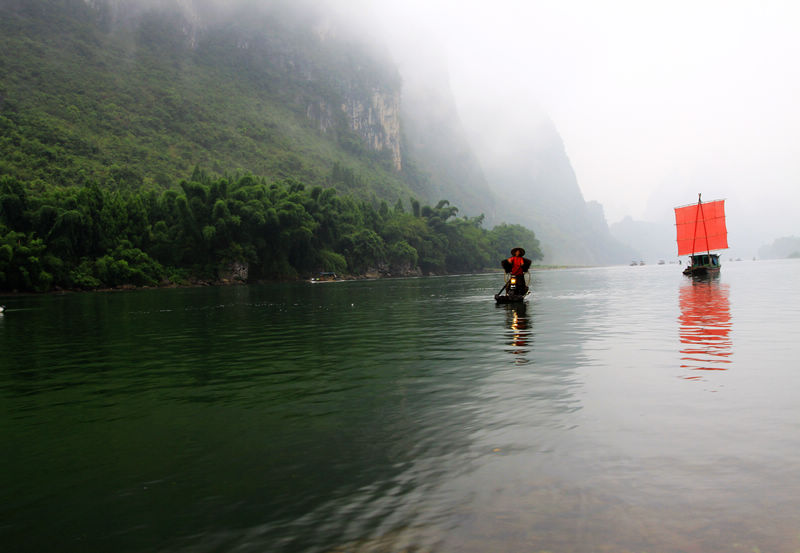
[3,264,800,552]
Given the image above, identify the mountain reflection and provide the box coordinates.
[678,278,732,376]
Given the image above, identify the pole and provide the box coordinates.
[690,193,701,258]
[496,274,510,295]
[698,194,711,258]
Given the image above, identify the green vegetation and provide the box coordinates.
[0,0,407,197]
[0,1,543,292]
[0,171,542,292]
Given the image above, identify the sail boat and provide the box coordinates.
[674,194,728,276]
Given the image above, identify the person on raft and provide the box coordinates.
[501,247,532,294]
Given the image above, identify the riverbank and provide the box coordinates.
[0,264,588,297]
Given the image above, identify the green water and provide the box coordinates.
[2,261,800,552]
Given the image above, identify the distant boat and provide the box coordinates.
[674,194,728,276]
[310,272,341,283]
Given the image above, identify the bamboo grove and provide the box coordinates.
[0,170,542,292]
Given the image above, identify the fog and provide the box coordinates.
[366,0,800,257]
[92,0,800,257]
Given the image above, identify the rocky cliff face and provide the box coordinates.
[83,0,405,171]
[64,0,492,221]
[306,89,402,171]
[305,16,404,171]
[341,90,402,170]
[464,113,635,265]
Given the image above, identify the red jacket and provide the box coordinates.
[506,256,526,276]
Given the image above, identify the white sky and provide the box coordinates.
[368,0,800,253]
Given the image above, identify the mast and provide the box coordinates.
[690,193,701,257]
[698,193,712,257]
[689,193,712,259]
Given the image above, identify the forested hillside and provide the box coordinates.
[0,170,539,291]
[0,0,408,195]
[0,0,539,291]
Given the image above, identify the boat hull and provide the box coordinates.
[495,293,527,303]
[683,265,720,276]
[683,253,721,277]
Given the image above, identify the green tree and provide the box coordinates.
[488,223,543,262]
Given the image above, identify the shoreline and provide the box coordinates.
[0,265,580,297]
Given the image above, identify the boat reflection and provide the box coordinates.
[678,278,732,377]
[499,302,531,361]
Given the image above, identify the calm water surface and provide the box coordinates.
[2,260,800,553]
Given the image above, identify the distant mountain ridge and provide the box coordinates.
[463,113,636,265]
[758,236,800,259]
[609,216,677,264]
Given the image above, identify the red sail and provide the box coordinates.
[674,199,728,256]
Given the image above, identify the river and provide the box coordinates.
[2,259,800,552]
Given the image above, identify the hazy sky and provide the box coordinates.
[369,0,800,254]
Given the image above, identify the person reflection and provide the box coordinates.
[501,302,531,360]
[678,278,732,377]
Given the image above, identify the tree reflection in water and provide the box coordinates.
[678,277,732,378]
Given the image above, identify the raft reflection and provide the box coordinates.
[678,278,732,377]
[500,302,531,360]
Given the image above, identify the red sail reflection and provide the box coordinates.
[678,279,732,377]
